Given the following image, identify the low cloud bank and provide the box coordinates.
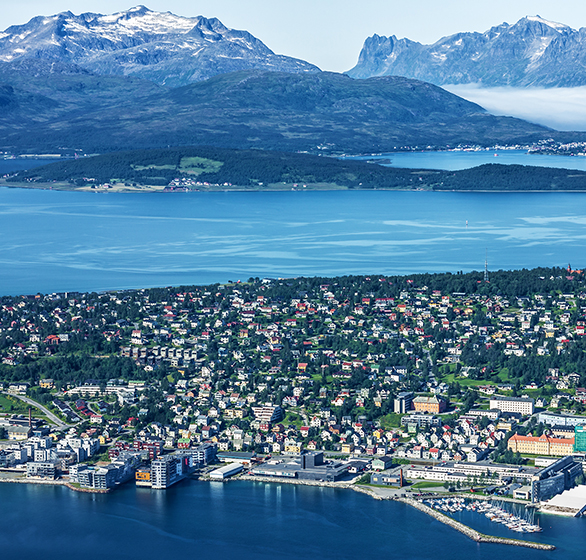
[445,84,586,132]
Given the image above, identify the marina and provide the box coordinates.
[422,497,543,534]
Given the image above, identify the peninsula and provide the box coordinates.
[3,146,586,192]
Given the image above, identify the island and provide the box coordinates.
[3,146,586,192]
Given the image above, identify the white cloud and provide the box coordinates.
[445,84,586,131]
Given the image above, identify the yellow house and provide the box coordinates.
[285,443,302,454]
[341,443,355,454]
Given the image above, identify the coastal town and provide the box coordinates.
[1,267,586,518]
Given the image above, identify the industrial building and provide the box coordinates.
[209,463,244,480]
[251,451,349,482]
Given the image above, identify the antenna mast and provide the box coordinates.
[484,250,489,283]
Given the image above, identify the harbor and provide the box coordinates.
[402,498,555,551]
[422,497,543,534]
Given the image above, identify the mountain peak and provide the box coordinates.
[348,15,586,87]
[523,15,572,31]
[0,7,319,86]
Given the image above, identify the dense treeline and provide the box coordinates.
[248,266,583,301]
[9,147,424,189]
[10,147,586,191]
[432,163,586,191]
[0,356,165,387]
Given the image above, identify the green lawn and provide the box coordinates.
[441,374,489,387]
[410,481,444,489]
[0,393,30,414]
[379,413,403,429]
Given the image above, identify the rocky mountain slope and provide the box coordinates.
[0,5,319,86]
[0,66,567,154]
[348,16,586,87]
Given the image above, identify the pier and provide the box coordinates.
[400,498,555,550]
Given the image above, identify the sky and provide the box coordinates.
[2,0,586,72]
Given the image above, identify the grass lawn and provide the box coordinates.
[0,393,31,414]
[379,413,403,429]
[410,481,444,489]
[441,374,489,387]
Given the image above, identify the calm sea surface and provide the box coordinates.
[343,149,586,171]
[1,185,586,295]
[0,480,584,560]
[2,154,586,555]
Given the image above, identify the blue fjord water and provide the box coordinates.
[1,185,586,295]
[0,480,584,560]
[343,149,586,172]
[2,153,586,555]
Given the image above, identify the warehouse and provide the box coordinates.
[210,463,244,480]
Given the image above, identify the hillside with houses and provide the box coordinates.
[1,267,586,492]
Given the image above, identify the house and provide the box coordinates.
[372,456,394,471]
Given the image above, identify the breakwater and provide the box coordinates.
[401,498,555,551]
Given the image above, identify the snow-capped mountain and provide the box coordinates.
[0,5,320,86]
[347,16,586,87]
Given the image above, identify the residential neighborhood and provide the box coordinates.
[1,268,586,500]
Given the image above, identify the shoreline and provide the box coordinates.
[237,474,555,550]
[2,182,586,194]
[402,498,555,550]
[0,471,561,548]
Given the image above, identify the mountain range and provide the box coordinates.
[0,7,585,155]
[0,64,568,154]
[348,16,586,87]
[0,5,319,87]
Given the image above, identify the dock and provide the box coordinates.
[401,498,555,551]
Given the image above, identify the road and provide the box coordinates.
[1,391,71,431]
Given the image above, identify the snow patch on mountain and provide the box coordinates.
[0,5,320,86]
[348,15,586,88]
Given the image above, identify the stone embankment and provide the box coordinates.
[401,498,555,551]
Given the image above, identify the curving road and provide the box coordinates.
[1,391,71,431]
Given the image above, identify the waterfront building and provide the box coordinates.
[209,463,243,480]
[370,468,404,487]
[74,465,118,489]
[26,461,56,479]
[251,451,348,482]
[135,467,152,487]
[489,396,534,416]
[507,433,575,457]
[530,456,583,503]
[150,453,192,489]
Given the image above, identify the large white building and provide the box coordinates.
[489,396,534,416]
[251,405,284,424]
